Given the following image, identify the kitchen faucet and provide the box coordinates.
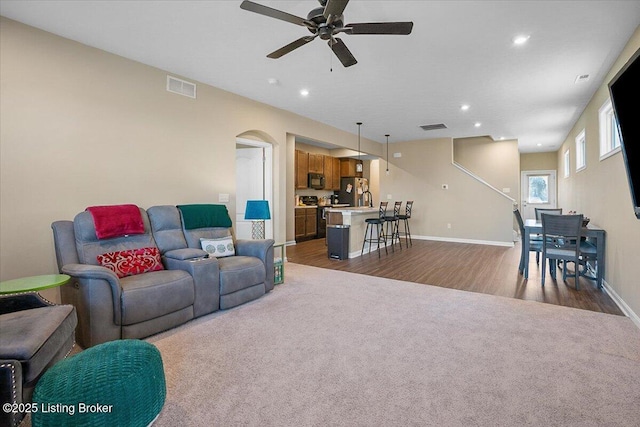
[363,191,373,207]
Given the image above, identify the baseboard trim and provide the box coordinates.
[413,235,514,248]
[602,279,640,330]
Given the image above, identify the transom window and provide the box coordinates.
[575,129,586,172]
[599,98,622,160]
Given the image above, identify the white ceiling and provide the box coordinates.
[2,1,639,153]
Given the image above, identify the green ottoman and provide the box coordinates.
[32,340,166,427]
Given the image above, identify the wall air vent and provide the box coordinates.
[420,123,447,131]
[167,75,196,99]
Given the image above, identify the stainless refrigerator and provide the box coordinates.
[339,177,370,207]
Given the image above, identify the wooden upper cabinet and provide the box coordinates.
[340,158,363,178]
[332,157,341,190]
[308,153,324,174]
[296,149,341,190]
[295,150,309,189]
[323,155,333,189]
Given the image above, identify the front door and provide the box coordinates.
[520,170,557,220]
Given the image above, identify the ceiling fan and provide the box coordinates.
[240,0,414,67]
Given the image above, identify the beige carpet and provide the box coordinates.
[148,263,640,426]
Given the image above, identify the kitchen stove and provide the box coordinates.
[297,195,350,240]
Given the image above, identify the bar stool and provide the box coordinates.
[384,201,403,251]
[397,201,413,246]
[362,202,388,257]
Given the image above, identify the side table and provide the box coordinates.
[0,274,70,314]
[273,244,285,285]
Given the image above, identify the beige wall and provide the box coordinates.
[454,136,520,202]
[0,18,382,286]
[4,17,635,318]
[557,26,640,318]
[520,152,558,172]
[379,138,514,244]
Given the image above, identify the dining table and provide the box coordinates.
[522,218,606,288]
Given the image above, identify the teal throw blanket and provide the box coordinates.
[177,204,232,229]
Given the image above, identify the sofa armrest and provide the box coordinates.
[61,264,123,326]
[236,239,275,292]
[163,257,221,316]
[0,360,23,427]
[235,239,274,260]
[164,248,208,261]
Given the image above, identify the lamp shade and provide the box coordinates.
[244,200,271,220]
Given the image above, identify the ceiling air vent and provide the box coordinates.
[420,123,447,131]
[574,74,590,84]
[167,75,196,99]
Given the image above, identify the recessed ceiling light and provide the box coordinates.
[267,78,279,85]
[537,143,542,147]
[474,122,482,128]
[300,89,309,96]
[513,35,530,45]
[499,137,505,140]
[461,104,470,111]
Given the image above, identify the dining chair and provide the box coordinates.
[540,213,583,289]
[535,208,562,220]
[513,208,542,275]
[533,208,562,264]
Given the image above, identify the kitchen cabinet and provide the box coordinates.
[295,150,309,189]
[295,207,317,240]
[323,155,333,190]
[331,157,340,190]
[308,153,324,174]
[340,158,363,178]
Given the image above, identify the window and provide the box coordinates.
[527,175,549,203]
[575,129,586,172]
[564,149,570,178]
[599,98,622,160]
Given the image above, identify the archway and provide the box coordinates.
[235,135,274,240]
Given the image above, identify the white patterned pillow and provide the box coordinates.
[200,237,235,258]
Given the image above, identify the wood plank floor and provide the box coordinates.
[285,237,624,315]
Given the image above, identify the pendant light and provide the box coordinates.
[357,122,362,161]
[385,134,390,175]
[356,122,363,173]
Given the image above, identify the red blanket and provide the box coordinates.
[86,204,145,239]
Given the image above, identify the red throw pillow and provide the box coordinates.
[97,247,164,278]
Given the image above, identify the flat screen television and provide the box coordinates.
[608,47,640,219]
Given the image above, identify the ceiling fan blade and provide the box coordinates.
[267,36,316,59]
[240,0,309,27]
[329,38,357,67]
[324,0,350,19]
[346,22,414,35]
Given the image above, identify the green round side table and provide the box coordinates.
[0,274,70,294]
[0,274,70,314]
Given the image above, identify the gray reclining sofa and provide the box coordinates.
[51,204,274,349]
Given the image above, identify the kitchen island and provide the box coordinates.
[325,206,381,258]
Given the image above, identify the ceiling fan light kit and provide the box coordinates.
[240,0,413,67]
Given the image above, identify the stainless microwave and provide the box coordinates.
[308,173,325,189]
